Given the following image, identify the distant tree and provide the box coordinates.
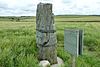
[16,18,20,22]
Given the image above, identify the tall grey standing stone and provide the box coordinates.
[36,3,57,64]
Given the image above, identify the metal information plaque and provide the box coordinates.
[64,29,83,57]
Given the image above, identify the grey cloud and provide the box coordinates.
[62,0,73,3]
[0,2,36,16]
[18,4,36,15]
[0,2,8,10]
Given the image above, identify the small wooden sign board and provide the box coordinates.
[64,29,83,57]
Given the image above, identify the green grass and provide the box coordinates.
[0,16,100,67]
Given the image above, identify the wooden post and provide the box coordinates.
[36,3,57,64]
[72,55,76,67]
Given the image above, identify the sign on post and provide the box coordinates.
[64,29,83,57]
[64,29,83,67]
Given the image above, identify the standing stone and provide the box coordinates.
[36,3,57,64]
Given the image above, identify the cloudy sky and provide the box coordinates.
[0,0,100,16]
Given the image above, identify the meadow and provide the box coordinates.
[0,15,100,67]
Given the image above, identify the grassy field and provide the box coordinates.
[0,16,100,67]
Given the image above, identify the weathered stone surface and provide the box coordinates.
[36,3,57,64]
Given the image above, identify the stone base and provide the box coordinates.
[51,57,64,67]
[39,60,50,67]
[39,57,64,67]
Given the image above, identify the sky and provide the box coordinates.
[0,0,100,16]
